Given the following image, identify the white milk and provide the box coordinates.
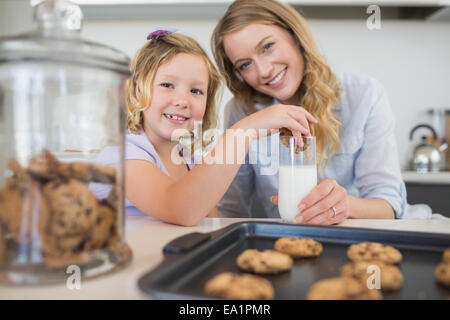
[278,165,317,222]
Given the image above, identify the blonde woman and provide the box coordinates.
[212,0,407,224]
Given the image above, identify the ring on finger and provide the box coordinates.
[331,206,337,218]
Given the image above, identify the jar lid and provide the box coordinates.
[0,0,130,75]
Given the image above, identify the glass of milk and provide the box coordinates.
[278,135,317,223]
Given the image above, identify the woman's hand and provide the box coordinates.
[270,178,350,225]
[234,104,317,141]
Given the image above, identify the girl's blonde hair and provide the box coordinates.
[211,0,342,168]
[127,33,221,149]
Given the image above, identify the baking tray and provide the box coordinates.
[138,221,450,300]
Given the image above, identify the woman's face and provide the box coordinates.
[223,23,304,105]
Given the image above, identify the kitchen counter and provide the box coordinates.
[1,215,450,300]
[402,170,450,184]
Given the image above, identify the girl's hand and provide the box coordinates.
[270,178,350,225]
[234,104,317,141]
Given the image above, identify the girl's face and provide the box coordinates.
[223,23,304,105]
[144,53,209,142]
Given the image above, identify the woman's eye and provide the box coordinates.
[160,83,173,88]
[239,61,251,71]
[263,42,274,51]
[191,88,204,95]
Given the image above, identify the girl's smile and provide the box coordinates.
[163,113,191,125]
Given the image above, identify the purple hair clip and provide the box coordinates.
[147,28,177,40]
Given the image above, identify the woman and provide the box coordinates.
[211,0,407,224]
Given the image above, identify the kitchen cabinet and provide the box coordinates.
[406,183,450,217]
[403,171,450,217]
[74,0,450,21]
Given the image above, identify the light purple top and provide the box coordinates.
[91,131,194,217]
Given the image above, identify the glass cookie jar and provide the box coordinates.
[0,0,132,284]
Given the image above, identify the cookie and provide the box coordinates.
[443,248,450,263]
[236,249,293,274]
[274,237,323,258]
[0,162,49,243]
[0,227,4,265]
[103,184,119,211]
[306,277,382,300]
[28,149,116,184]
[27,150,59,180]
[279,128,301,153]
[57,162,116,184]
[43,251,91,269]
[435,262,450,288]
[205,272,274,300]
[41,178,99,254]
[340,261,403,291]
[347,242,402,264]
[85,203,116,249]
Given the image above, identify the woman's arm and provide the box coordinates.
[273,79,405,224]
[348,196,394,219]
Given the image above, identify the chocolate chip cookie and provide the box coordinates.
[57,162,116,184]
[205,272,274,300]
[306,277,383,300]
[41,178,99,254]
[435,262,450,288]
[340,260,403,291]
[85,203,117,249]
[0,160,49,243]
[347,242,402,265]
[0,227,5,266]
[28,149,116,184]
[27,150,59,180]
[237,249,293,274]
[274,237,323,258]
[443,248,450,263]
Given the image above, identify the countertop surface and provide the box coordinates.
[402,170,450,184]
[1,215,450,300]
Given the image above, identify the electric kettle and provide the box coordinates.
[409,124,448,173]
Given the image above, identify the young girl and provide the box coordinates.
[212,0,409,224]
[103,30,316,226]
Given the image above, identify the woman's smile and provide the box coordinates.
[266,67,287,88]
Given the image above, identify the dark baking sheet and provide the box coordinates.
[138,222,450,300]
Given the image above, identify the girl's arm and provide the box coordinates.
[207,207,220,217]
[126,104,316,226]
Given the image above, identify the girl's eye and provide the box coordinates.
[263,42,274,51]
[160,83,173,88]
[239,61,251,71]
[191,88,204,95]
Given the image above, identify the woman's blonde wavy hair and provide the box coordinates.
[127,33,221,150]
[211,0,342,168]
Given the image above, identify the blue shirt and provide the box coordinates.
[218,73,408,219]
